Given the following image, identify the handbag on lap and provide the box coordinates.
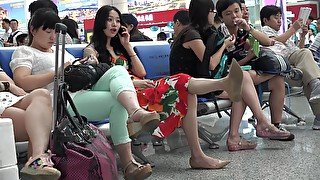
[64,60,110,92]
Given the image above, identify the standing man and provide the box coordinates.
[5,19,22,46]
[260,5,320,130]
[1,18,11,42]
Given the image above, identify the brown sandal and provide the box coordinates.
[127,108,160,138]
[227,138,257,151]
[123,160,152,180]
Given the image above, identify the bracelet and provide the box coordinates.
[0,82,10,92]
[129,53,137,58]
[248,24,254,33]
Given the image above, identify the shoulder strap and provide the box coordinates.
[196,28,218,78]
[7,31,21,43]
[11,31,21,38]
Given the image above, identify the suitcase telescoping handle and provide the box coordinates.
[53,23,67,127]
[54,23,67,82]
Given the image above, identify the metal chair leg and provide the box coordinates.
[283,104,305,124]
[198,125,219,149]
[198,123,229,149]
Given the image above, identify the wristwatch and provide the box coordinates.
[0,82,10,92]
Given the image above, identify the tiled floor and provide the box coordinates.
[122,94,320,180]
[16,93,320,180]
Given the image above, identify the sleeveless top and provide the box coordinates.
[170,26,202,78]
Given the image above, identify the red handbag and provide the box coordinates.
[51,86,118,180]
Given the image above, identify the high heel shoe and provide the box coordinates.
[189,157,230,169]
[224,59,243,102]
[127,108,160,138]
[123,160,152,180]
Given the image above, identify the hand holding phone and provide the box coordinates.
[118,27,126,36]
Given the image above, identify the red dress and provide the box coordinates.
[111,55,191,138]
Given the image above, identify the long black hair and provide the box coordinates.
[62,16,79,40]
[28,8,60,45]
[189,0,215,37]
[90,5,129,64]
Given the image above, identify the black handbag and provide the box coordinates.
[64,60,110,92]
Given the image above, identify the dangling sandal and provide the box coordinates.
[127,108,160,138]
[20,150,61,180]
[123,160,152,180]
[224,59,244,102]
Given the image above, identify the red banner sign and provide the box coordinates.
[84,9,187,30]
[136,9,186,28]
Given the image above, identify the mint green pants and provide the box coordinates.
[71,66,135,145]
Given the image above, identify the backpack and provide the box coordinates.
[245,35,292,75]
[7,31,21,43]
[201,26,229,79]
[251,50,292,75]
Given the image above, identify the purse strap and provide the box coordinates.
[57,84,94,144]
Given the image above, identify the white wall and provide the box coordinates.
[98,0,128,13]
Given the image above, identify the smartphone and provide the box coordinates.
[118,27,125,36]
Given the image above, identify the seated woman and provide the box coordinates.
[10,8,158,180]
[0,69,60,179]
[61,16,80,44]
[83,5,245,169]
[170,0,293,151]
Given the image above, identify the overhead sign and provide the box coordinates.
[136,9,186,28]
[0,0,26,28]
[57,0,98,23]
[128,0,188,14]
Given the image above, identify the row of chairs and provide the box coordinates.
[0,41,304,166]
